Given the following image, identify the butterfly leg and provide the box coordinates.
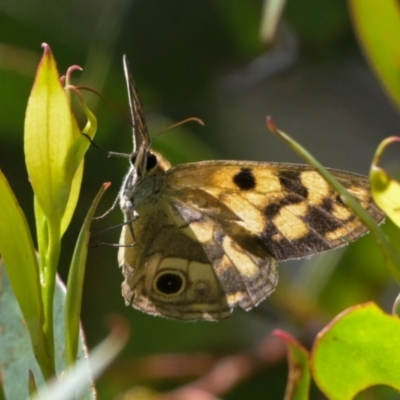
[123,200,139,245]
[94,193,120,220]
[125,212,138,244]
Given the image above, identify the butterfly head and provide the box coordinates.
[130,145,157,178]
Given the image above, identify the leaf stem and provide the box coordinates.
[42,220,61,377]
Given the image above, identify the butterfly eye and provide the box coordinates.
[146,153,157,171]
[130,152,137,165]
[154,271,185,295]
[129,152,157,171]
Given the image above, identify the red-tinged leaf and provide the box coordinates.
[273,330,310,400]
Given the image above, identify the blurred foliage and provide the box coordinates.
[1,0,400,399]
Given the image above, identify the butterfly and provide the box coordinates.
[117,55,385,321]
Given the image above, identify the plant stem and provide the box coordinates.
[41,220,61,378]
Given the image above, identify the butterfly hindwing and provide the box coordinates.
[167,197,278,312]
[119,188,278,321]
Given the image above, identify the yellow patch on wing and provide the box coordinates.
[186,261,217,297]
[300,171,331,204]
[241,191,271,209]
[331,202,353,220]
[218,192,265,233]
[182,220,214,242]
[325,226,352,242]
[222,236,259,278]
[159,257,188,271]
[273,203,309,240]
[214,254,233,274]
[242,169,281,191]
[226,291,247,305]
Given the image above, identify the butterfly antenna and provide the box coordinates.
[76,84,134,157]
[148,117,205,150]
[76,85,133,126]
[82,133,131,159]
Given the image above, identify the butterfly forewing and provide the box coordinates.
[165,161,385,260]
[122,55,149,152]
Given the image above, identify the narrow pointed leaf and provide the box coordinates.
[60,97,98,237]
[65,182,110,365]
[68,96,98,172]
[0,170,52,375]
[60,161,84,237]
[24,44,74,221]
[349,0,400,111]
[0,170,42,330]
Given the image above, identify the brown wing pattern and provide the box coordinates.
[166,161,385,261]
[119,192,278,321]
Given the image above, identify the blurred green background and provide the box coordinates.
[1,0,400,398]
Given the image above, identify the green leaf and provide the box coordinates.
[311,302,400,400]
[0,169,54,377]
[273,330,310,400]
[60,91,97,238]
[24,43,75,222]
[0,265,95,400]
[65,182,110,366]
[370,136,400,228]
[24,44,98,374]
[349,0,400,111]
[60,160,83,238]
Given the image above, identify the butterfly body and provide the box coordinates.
[117,56,385,321]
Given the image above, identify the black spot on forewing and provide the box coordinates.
[233,168,256,191]
[278,170,308,198]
